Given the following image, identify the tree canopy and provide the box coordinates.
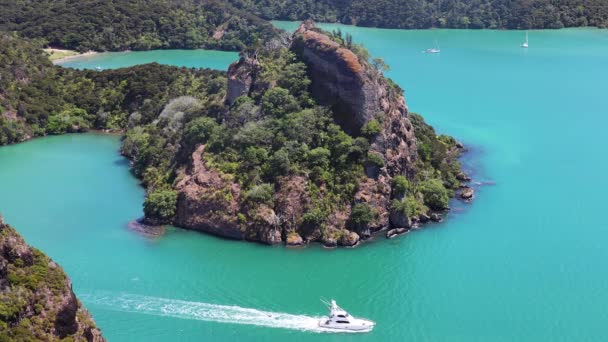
[228,0,608,29]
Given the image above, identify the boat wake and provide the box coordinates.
[80,292,353,333]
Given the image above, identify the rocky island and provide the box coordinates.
[128,21,472,247]
[1,22,472,248]
[0,216,104,341]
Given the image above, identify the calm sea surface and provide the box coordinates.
[1,23,608,341]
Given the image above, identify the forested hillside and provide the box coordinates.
[228,0,608,29]
[0,0,278,51]
[0,33,226,145]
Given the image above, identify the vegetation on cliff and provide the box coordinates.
[229,0,608,29]
[0,217,104,341]
[0,0,278,52]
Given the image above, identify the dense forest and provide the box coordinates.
[0,0,278,51]
[228,0,608,29]
[1,0,607,55]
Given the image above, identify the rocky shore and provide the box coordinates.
[0,216,104,341]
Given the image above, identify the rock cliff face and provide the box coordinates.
[0,217,104,341]
[225,56,261,105]
[292,21,417,177]
[174,145,244,240]
[292,21,418,236]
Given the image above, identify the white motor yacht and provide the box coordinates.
[318,300,375,332]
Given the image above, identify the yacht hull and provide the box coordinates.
[318,317,375,332]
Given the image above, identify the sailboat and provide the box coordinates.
[426,39,441,54]
[521,31,529,48]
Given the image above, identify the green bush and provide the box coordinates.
[307,147,331,169]
[143,189,178,223]
[350,203,376,228]
[392,175,409,197]
[405,195,428,217]
[366,152,384,168]
[244,184,274,205]
[268,149,291,176]
[419,178,450,210]
[302,207,327,227]
[46,108,91,135]
[390,199,408,215]
[361,119,381,137]
[184,117,220,147]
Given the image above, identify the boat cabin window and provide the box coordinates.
[336,320,350,324]
[337,314,346,318]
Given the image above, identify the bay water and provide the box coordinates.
[55,49,238,70]
[1,23,608,341]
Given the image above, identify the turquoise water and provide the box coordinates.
[2,24,608,341]
[55,49,238,70]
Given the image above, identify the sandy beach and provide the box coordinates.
[44,48,97,63]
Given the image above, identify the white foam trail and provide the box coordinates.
[81,292,346,333]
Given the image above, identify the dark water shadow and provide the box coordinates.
[127,218,166,239]
[113,158,130,167]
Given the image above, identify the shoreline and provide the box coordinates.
[45,48,99,63]
[271,20,606,32]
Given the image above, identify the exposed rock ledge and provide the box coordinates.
[0,216,104,341]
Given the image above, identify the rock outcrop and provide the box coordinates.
[0,217,104,341]
[225,56,261,105]
[459,186,475,201]
[174,145,244,239]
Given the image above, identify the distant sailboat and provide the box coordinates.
[426,39,441,54]
[521,31,529,48]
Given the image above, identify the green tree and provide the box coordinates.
[350,203,376,230]
[392,175,410,198]
[307,147,331,169]
[184,117,220,147]
[268,148,291,176]
[244,183,274,205]
[143,189,178,223]
[260,87,300,117]
[372,57,390,73]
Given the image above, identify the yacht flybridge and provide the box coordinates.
[318,300,375,332]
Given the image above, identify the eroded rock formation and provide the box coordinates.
[174,145,244,239]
